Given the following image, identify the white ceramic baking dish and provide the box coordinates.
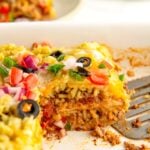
[0,22,150,150]
[0,22,150,49]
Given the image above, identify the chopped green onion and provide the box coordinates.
[69,69,84,81]
[98,63,106,69]
[65,122,71,131]
[3,57,17,68]
[47,64,64,74]
[119,74,124,81]
[57,54,65,61]
[0,66,9,77]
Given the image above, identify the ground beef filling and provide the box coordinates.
[40,87,126,137]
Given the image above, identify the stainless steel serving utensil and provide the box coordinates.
[112,75,150,139]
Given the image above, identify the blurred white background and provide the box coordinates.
[63,0,150,23]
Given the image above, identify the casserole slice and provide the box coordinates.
[38,42,130,137]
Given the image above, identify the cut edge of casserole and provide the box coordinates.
[39,42,130,137]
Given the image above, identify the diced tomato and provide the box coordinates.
[25,90,36,99]
[23,74,38,90]
[21,60,28,68]
[10,67,23,86]
[0,4,10,14]
[88,70,108,85]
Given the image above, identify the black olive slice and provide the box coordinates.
[20,67,36,73]
[50,50,63,58]
[77,67,90,77]
[17,99,39,119]
[77,57,91,67]
[17,65,37,73]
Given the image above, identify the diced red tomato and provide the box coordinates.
[23,74,38,90]
[0,3,10,14]
[88,70,108,85]
[25,90,36,99]
[10,67,23,86]
[21,60,28,68]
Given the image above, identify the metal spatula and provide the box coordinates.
[112,75,150,139]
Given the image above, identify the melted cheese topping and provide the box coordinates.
[41,42,129,107]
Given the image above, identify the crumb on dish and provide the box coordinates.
[124,141,149,150]
[132,118,142,128]
[92,126,121,146]
[127,69,135,77]
[113,48,150,67]
[147,127,150,134]
[131,104,140,109]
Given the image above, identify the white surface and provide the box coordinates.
[0,23,150,149]
[54,0,83,19]
[59,0,150,23]
[43,130,150,150]
[1,22,150,49]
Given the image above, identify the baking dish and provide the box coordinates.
[0,22,150,49]
[0,22,149,150]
